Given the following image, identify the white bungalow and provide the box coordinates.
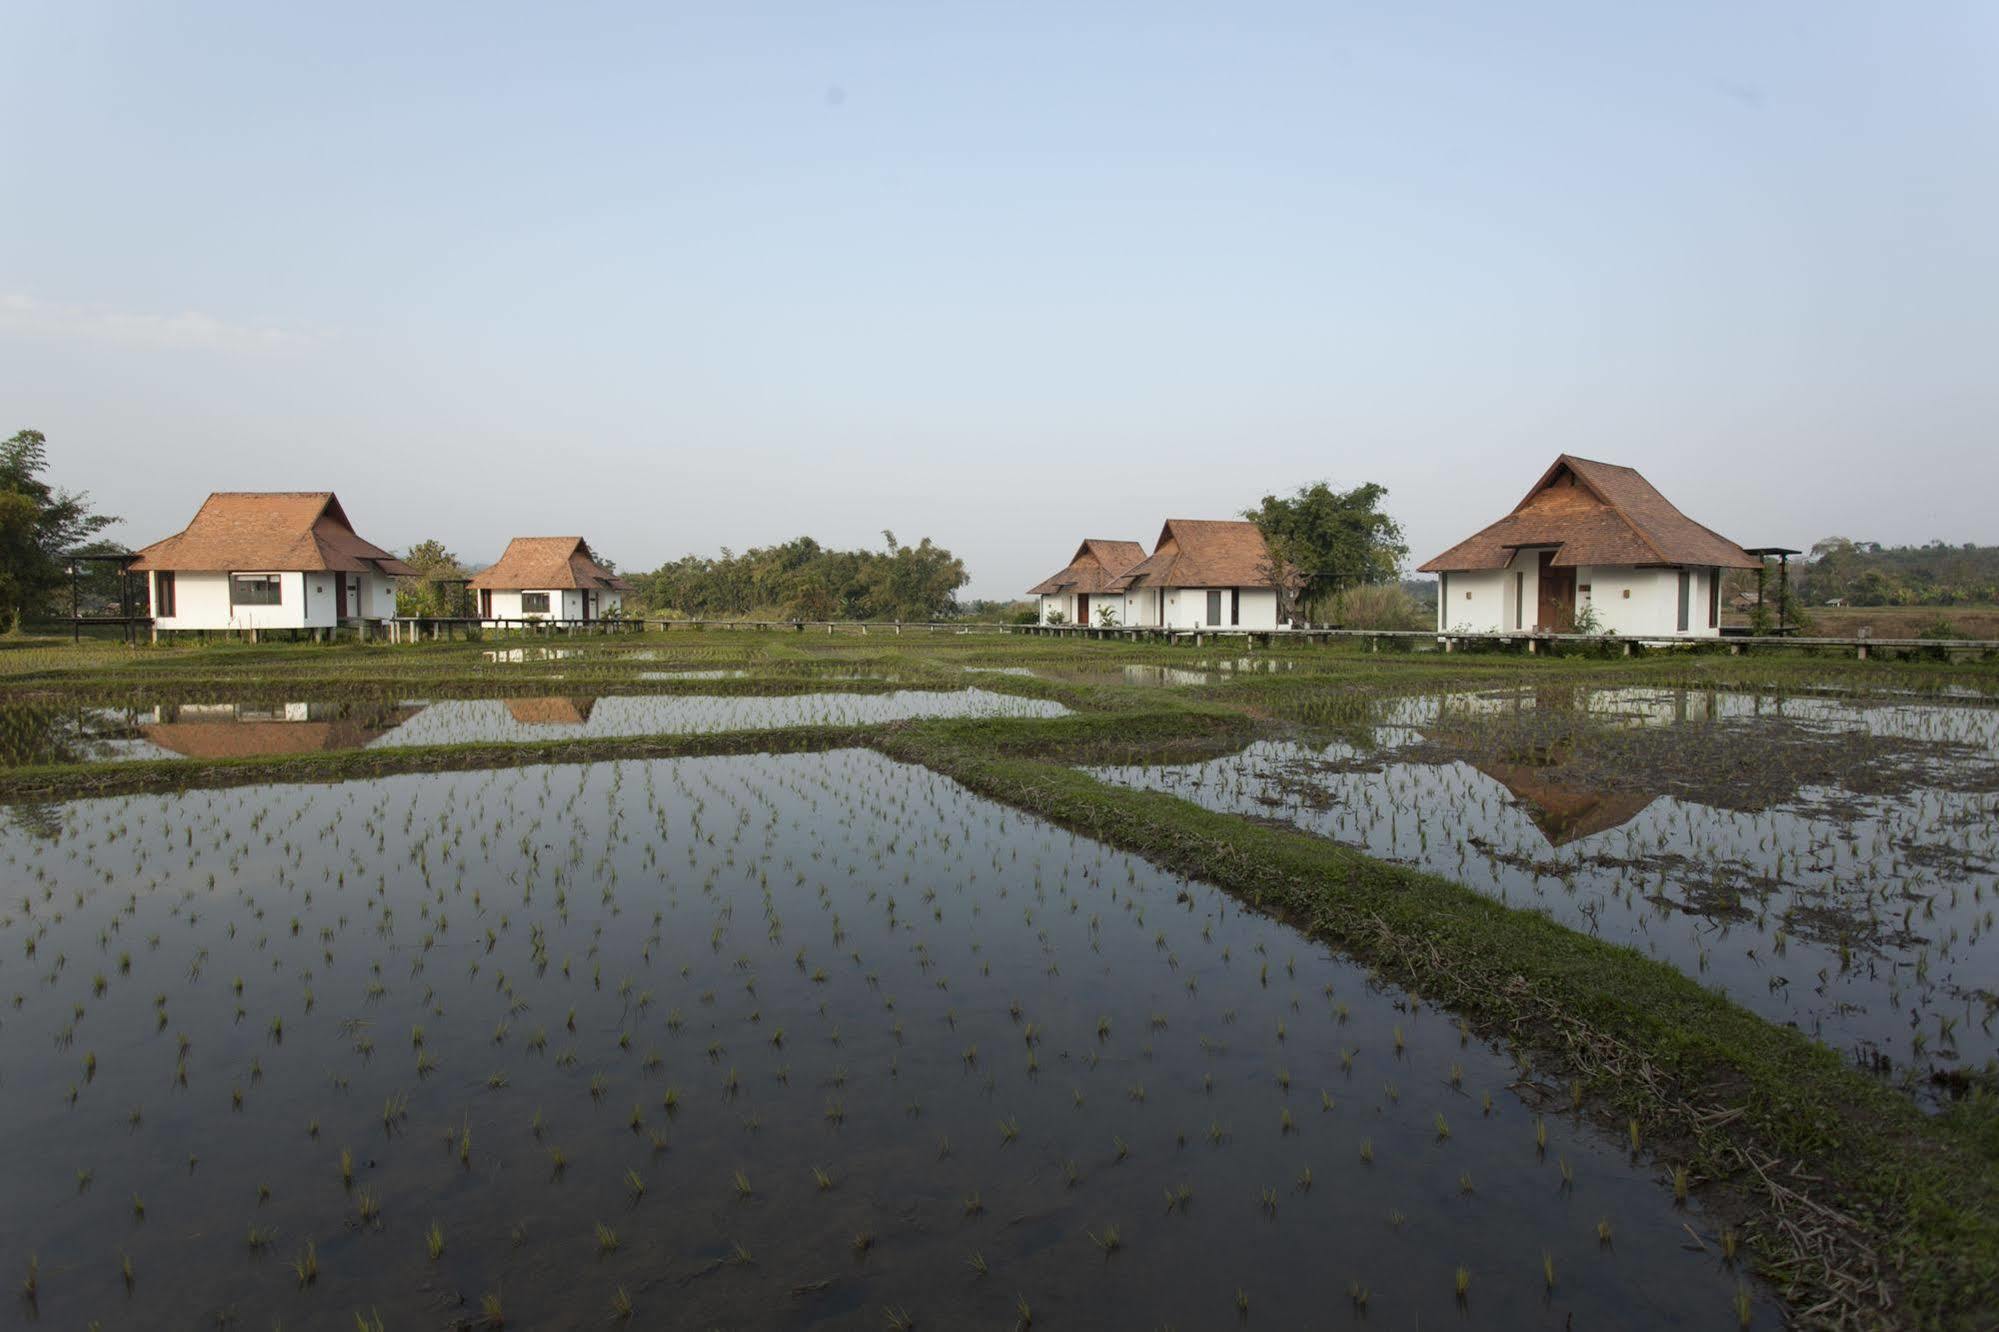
[1419,455,1758,638]
[1026,540,1147,626]
[129,492,412,637]
[1117,520,1285,630]
[469,537,630,625]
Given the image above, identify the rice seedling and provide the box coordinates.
[732,1168,753,1199]
[426,1219,445,1260]
[291,1240,318,1287]
[594,1221,620,1253]
[1455,1265,1471,1302]
[610,1286,634,1321]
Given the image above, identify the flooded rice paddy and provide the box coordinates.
[0,690,1064,767]
[1,751,1767,1328]
[1091,686,1999,1093]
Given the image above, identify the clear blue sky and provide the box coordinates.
[3,1,1994,598]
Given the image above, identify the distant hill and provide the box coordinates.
[1794,539,1999,607]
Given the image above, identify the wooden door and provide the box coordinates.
[582,590,591,623]
[336,573,350,621]
[1076,594,1088,624]
[1536,552,1574,631]
[480,588,493,619]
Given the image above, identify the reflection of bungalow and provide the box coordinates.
[129,493,414,636]
[503,697,598,725]
[470,538,629,624]
[1119,520,1284,630]
[1027,540,1145,626]
[1468,758,1656,847]
[138,702,422,758]
[1419,456,1757,638]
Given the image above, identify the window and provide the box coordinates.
[1708,569,1720,629]
[1230,588,1240,625]
[1676,570,1691,632]
[230,574,282,606]
[1513,571,1523,630]
[520,592,551,614]
[1205,590,1223,625]
[154,571,176,618]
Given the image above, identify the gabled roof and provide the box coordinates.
[1418,455,1758,573]
[469,538,631,591]
[1119,519,1279,589]
[128,492,415,575]
[1025,539,1146,596]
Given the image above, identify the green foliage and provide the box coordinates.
[396,539,470,617]
[1803,537,1999,607]
[1329,583,1427,631]
[0,430,118,630]
[633,532,968,621]
[1243,481,1408,623]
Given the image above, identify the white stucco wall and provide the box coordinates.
[1577,566,1722,638]
[1159,587,1279,630]
[151,569,399,631]
[1039,586,1280,628]
[1439,563,1725,638]
[1439,569,1509,633]
[480,587,623,626]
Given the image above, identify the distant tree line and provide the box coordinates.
[631,532,969,622]
[1796,538,1999,607]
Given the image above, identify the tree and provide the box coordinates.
[396,538,468,617]
[1242,481,1407,624]
[0,430,118,631]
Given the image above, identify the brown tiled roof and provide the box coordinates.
[128,492,415,576]
[503,696,598,725]
[1025,539,1146,596]
[1419,456,1758,573]
[1120,520,1279,589]
[469,538,630,591]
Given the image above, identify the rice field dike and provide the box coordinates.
[0,629,1994,1329]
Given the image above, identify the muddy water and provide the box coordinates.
[1091,686,1999,1092]
[0,752,1768,1328]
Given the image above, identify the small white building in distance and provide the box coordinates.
[469,537,630,624]
[1419,455,1759,638]
[1026,539,1147,626]
[129,492,413,637]
[1027,522,1286,629]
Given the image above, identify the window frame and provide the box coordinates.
[154,570,176,618]
[229,573,284,607]
[519,591,552,615]
[1205,589,1223,625]
[1676,570,1691,632]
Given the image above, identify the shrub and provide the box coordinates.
[1331,584,1427,631]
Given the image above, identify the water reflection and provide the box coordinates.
[1092,686,1999,1092]
[0,689,1068,765]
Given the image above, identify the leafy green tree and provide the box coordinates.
[1243,480,1407,623]
[0,430,118,630]
[396,538,469,617]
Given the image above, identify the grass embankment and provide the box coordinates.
[2,631,1996,1325]
[891,718,1999,1330]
